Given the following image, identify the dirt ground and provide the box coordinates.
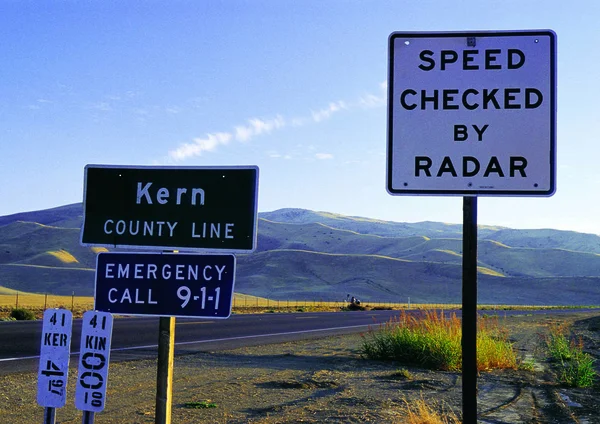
[1,311,600,423]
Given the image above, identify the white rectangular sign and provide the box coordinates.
[387,30,556,196]
[75,311,113,412]
[37,309,73,408]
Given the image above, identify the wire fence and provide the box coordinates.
[0,293,94,313]
[1,293,588,316]
[0,293,460,313]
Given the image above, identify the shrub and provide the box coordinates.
[10,307,36,321]
[546,323,573,361]
[560,349,596,388]
[341,302,366,311]
[360,310,517,372]
[546,324,596,387]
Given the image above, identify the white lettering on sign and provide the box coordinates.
[136,182,205,205]
[387,31,556,195]
[191,222,235,239]
[104,263,227,281]
[103,220,178,237]
[37,309,73,408]
[108,288,158,304]
[75,311,113,413]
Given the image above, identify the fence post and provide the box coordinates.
[16,291,19,308]
[71,291,75,311]
[44,293,48,310]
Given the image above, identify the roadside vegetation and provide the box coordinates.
[546,322,596,388]
[360,310,518,371]
[1,292,599,320]
[9,307,36,320]
[401,397,461,424]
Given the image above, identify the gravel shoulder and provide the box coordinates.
[1,311,600,423]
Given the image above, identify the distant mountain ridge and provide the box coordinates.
[262,208,600,254]
[1,203,600,305]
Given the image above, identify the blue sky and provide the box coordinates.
[1,0,599,234]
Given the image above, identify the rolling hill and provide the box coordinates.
[1,203,600,304]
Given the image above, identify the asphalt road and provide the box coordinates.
[0,310,403,374]
[2,308,597,375]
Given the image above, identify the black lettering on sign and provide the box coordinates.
[44,332,68,346]
[416,48,526,71]
[415,157,432,177]
[413,156,529,178]
[85,335,107,351]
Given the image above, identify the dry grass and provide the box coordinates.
[46,249,79,264]
[361,310,518,371]
[402,397,461,423]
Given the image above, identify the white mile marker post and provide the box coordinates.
[75,311,114,424]
[38,309,73,424]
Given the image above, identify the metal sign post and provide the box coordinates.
[386,30,557,421]
[156,317,176,424]
[43,407,56,424]
[82,411,94,424]
[462,197,478,423]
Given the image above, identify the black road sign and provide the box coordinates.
[81,165,259,252]
[94,252,236,318]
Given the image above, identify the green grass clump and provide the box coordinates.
[546,323,596,388]
[360,310,517,372]
[182,401,217,409]
[389,368,414,380]
[10,307,36,320]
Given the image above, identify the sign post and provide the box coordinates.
[462,196,478,422]
[387,30,557,422]
[156,317,175,424]
[37,309,73,424]
[81,164,258,424]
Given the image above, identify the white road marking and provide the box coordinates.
[0,323,370,363]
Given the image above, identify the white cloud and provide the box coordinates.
[168,132,232,160]
[167,82,386,162]
[89,102,112,112]
[235,116,285,142]
[315,153,334,160]
[311,101,347,123]
[358,80,387,109]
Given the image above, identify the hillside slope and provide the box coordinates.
[1,204,599,304]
